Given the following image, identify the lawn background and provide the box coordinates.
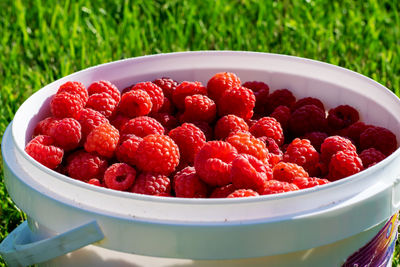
[1,0,399,265]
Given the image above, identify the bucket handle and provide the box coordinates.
[0,220,104,267]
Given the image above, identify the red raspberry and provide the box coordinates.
[153,77,178,100]
[359,126,397,156]
[210,184,236,198]
[292,177,330,189]
[302,131,328,152]
[328,150,363,181]
[230,154,272,193]
[246,119,258,129]
[173,81,207,110]
[270,105,291,130]
[86,92,118,118]
[227,189,259,198]
[121,116,164,138]
[51,92,84,118]
[272,162,309,183]
[242,81,269,115]
[88,80,121,103]
[87,178,103,187]
[104,163,136,191]
[327,105,359,131]
[169,123,206,165]
[158,97,175,114]
[214,115,249,140]
[110,114,130,132]
[25,135,64,170]
[135,134,180,175]
[320,135,357,163]
[33,117,60,136]
[191,121,213,141]
[289,104,327,136]
[181,94,216,123]
[57,81,88,105]
[292,97,325,112]
[194,141,238,187]
[116,135,143,166]
[84,122,119,158]
[261,180,299,195]
[207,72,241,103]
[151,113,179,133]
[257,137,282,156]
[132,82,164,113]
[359,148,386,168]
[76,108,108,141]
[174,166,208,198]
[265,89,296,115]
[118,89,152,117]
[226,131,268,161]
[265,153,283,168]
[342,122,371,148]
[283,138,320,176]
[49,118,81,151]
[218,86,255,120]
[131,172,171,196]
[66,150,108,181]
[249,117,284,146]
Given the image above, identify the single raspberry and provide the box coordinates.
[292,97,325,112]
[302,131,328,152]
[320,135,357,164]
[158,97,175,114]
[270,105,291,130]
[209,184,236,198]
[86,92,118,118]
[227,189,259,198]
[292,177,330,189]
[226,131,268,161]
[261,180,299,195]
[116,135,143,166]
[207,72,241,103]
[76,108,108,141]
[174,166,208,198]
[328,150,363,181]
[151,113,179,133]
[135,134,180,175]
[118,89,152,117]
[132,82,164,113]
[265,89,296,115]
[218,86,255,120]
[191,121,214,141]
[180,94,216,123]
[242,81,269,115]
[57,81,88,106]
[359,148,386,168]
[169,123,206,165]
[214,115,249,140]
[84,122,119,158]
[87,178,103,187]
[265,153,282,168]
[120,116,165,138]
[246,119,258,129]
[257,137,282,156]
[172,81,207,110]
[327,105,359,131]
[342,122,371,148]
[359,126,397,156]
[49,118,81,151]
[110,114,130,132]
[66,150,108,181]
[104,163,136,191]
[194,141,238,187]
[289,104,327,136]
[51,92,84,118]
[33,117,60,136]
[153,77,178,100]
[230,154,272,193]
[249,117,284,146]
[283,138,320,176]
[88,80,121,103]
[272,162,309,183]
[25,135,64,169]
[131,172,171,196]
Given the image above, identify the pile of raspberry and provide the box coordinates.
[25,73,398,198]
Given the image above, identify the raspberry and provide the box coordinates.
[207,72,241,103]
[118,89,152,117]
[84,122,119,158]
[327,105,359,131]
[289,104,327,136]
[227,189,259,198]
[174,166,208,198]
[246,119,258,129]
[270,105,291,130]
[57,81,88,105]
[87,178,103,187]
[272,162,309,183]
[257,137,282,156]
[261,180,299,195]
[359,148,386,168]
[302,131,328,152]
[33,117,60,136]
[104,163,136,191]
[320,135,357,164]
[110,114,130,132]
[328,150,363,181]
[191,121,214,141]
[242,81,270,115]
[292,177,330,189]
[76,108,108,141]
[283,138,319,176]
[169,123,206,165]
[265,89,296,115]
[218,86,255,120]
[265,153,283,168]
[158,97,175,114]
[226,131,268,161]
[173,81,207,110]
[88,80,121,103]
[153,77,178,100]
[135,134,180,175]
[120,116,165,138]
[181,94,216,123]
[116,135,143,166]
[210,184,236,198]
[292,97,325,112]
[249,117,284,146]
[230,154,272,193]
[359,126,397,156]
[66,150,108,181]
[25,135,64,169]
[342,122,371,148]
[194,141,238,187]
[151,113,179,133]
[86,92,118,118]
[132,82,164,113]
[49,118,81,151]
[214,115,249,140]
[51,92,84,118]
[131,172,171,196]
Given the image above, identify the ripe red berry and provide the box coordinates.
[116,135,143,166]
[87,178,103,187]
[158,97,175,114]
[227,189,259,198]
[226,131,268,161]
[265,89,296,115]
[320,135,357,164]
[207,72,241,103]
[174,166,208,198]
[257,136,282,156]
[33,117,60,137]
[218,86,255,120]
[131,82,164,113]
[328,150,363,181]
[104,163,136,191]
[272,162,309,183]
[191,121,214,141]
[250,117,284,146]
[327,105,359,131]
[292,177,330,189]
[209,184,236,198]
[88,80,121,103]
[25,135,64,170]
[261,180,299,195]
[151,113,179,133]
[84,122,120,158]
[118,89,152,117]
[359,148,386,168]
[76,108,108,142]
[359,126,397,156]
[57,81,88,106]
[292,97,324,112]
[242,81,269,115]
[270,105,291,130]
[110,114,130,132]
[66,150,108,181]
[214,115,249,140]
[153,77,178,100]
[86,92,118,118]
[181,94,216,123]
[283,138,320,176]
[120,116,165,138]
[289,104,327,136]
[302,131,328,152]
[341,122,371,148]
[131,172,171,196]
[49,118,81,151]
[173,81,207,110]
[51,92,84,118]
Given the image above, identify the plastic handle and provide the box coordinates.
[0,220,104,267]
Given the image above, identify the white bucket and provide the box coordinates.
[2,51,400,267]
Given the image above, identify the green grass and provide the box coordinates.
[1,0,399,265]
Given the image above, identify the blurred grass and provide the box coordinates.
[1,0,399,265]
